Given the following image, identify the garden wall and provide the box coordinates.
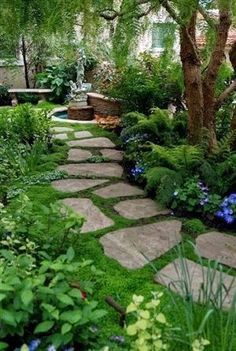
[87,92,122,117]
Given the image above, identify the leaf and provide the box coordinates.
[139,310,150,319]
[0,294,6,302]
[61,323,72,335]
[66,247,75,262]
[20,345,29,351]
[0,310,16,326]
[34,320,54,333]
[0,342,8,350]
[60,310,82,324]
[156,313,167,324]
[136,319,148,330]
[21,290,33,306]
[91,309,107,320]
[126,302,137,313]
[57,294,74,306]
[126,324,137,336]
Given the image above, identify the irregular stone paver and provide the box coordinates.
[50,127,73,133]
[74,131,93,139]
[196,232,236,269]
[62,198,114,233]
[100,149,123,161]
[68,149,92,162]
[93,182,144,199]
[67,137,116,148]
[114,198,170,220]
[57,163,123,178]
[52,133,68,140]
[51,179,109,193]
[154,258,236,310]
[100,220,182,269]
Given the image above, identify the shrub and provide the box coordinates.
[121,111,146,128]
[0,245,106,349]
[106,54,183,114]
[0,84,11,106]
[183,219,206,235]
[36,63,76,103]
[17,92,39,105]
[0,104,51,145]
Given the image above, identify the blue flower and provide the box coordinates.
[47,346,56,351]
[28,340,41,351]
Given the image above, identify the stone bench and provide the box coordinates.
[8,88,53,106]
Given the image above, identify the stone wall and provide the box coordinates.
[0,65,27,88]
[87,92,122,117]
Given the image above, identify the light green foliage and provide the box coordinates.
[0,245,106,348]
[88,155,110,163]
[183,219,206,235]
[121,111,146,128]
[126,292,170,351]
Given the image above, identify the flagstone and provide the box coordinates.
[62,198,114,233]
[51,179,109,193]
[114,198,170,219]
[50,127,74,133]
[74,131,93,139]
[100,149,123,161]
[52,133,68,140]
[67,137,116,148]
[154,258,236,310]
[94,182,144,199]
[68,149,92,162]
[57,163,123,178]
[196,232,236,269]
[100,220,182,269]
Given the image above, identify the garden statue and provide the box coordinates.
[76,48,86,90]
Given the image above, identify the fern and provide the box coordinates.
[149,144,203,172]
[145,167,179,194]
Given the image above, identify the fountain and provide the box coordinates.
[67,49,94,120]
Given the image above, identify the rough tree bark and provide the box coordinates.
[21,36,30,88]
[180,13,204,145]
[202,8,232,149]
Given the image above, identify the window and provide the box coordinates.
[152,23,175,51]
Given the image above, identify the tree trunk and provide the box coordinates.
[180,15,203,145]
[202,9,232,149]
[21,36,30,88]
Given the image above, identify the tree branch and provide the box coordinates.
[198,5,217,29]
[204,8,232,83]
[215,80,236,108]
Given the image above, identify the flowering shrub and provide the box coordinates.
[171,178,221,216]
[216,193,236,224]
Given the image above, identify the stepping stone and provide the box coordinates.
[74,131,93,139]
[196,232,236,269]
[68,149,92,162]
[100,220,182,269]
[52,133,68,140]
[62,198,114,233]
[50,127,73,133]
[51,179,109,193]
[94,182,144,199]
[100,149,123,161]
[67,137,116,148]
[114,198,170,220]
[154,258,236,310]
[57,163,123,178]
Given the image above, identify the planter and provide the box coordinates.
[87,92,122,117]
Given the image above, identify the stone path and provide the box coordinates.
[100,220,182,269]
[50,125,236,309]
[58,163,123,178]
[62,198,114,233]
[67,137,116,148]
[93,182,144,199]
[114,198,171,219]
[196,232,236,269]
[100,149,123,161]
[154,258,236,310]
[52,179,109,193]
[68,149,92,162]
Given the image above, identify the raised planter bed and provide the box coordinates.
[87,92,122,117]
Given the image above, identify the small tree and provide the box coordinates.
[97,0,236,149]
